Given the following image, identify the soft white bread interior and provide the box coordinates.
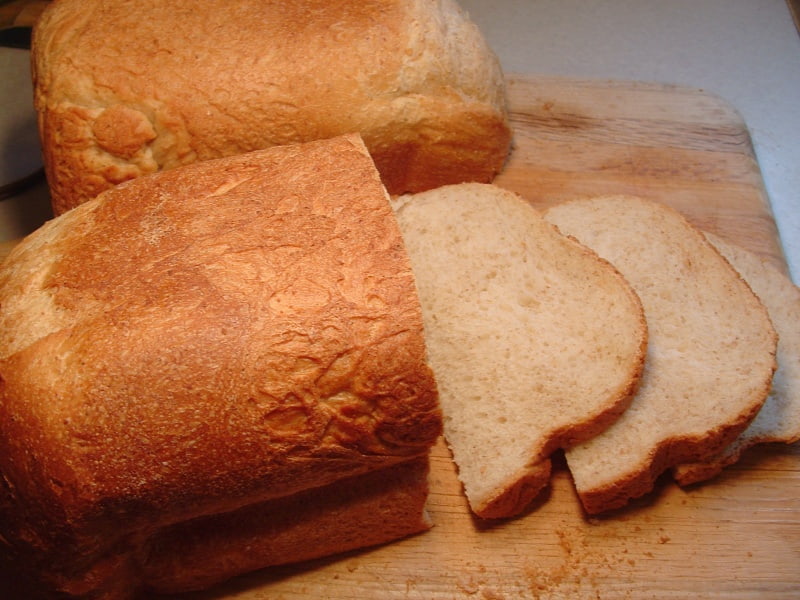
[0,134,442,598]
[392,183,647,519]
[544,196,777,514]
[32,0,511,214]
[673,233,800,485]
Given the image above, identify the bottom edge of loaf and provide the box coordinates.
[1,457,433,600]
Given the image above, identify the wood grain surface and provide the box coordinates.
[0,0,49,30]
[1,75,798,599]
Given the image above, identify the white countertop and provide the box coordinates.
[461,0,800,281]
[2,0,799,282]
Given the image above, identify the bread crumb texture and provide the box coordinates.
[394,184,647,518]
[544,196,777,514]
[672,232,800,484]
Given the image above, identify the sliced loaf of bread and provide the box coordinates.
[672,233,800,485]
[544,196,777,514]
[392,184,647,519]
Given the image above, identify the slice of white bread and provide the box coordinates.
[544,196,778,514]
[672,233,800,485]
[392,183,647,519]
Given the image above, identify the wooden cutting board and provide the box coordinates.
[1,75,798,599]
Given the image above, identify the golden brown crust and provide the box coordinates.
[473,460,553,520]
[576,414,767,515]
[0,134,441,597]
[0,459,433,599]
[142,458,432,595]
[32,0,512,214]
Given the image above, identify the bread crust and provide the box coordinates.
[0,135,441,597]
[1,459,433,599]
[32,0,512,214]
[142,458,433,595]
[473,461,552,519]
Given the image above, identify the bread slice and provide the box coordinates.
[672,233,800,485]
[32,0,511,214]
[0,134,442,598]
[392,183,647,519]
[544,196,778,514]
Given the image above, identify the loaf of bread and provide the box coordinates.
[673,233,800,485]
[392,184,647,519]
[544,196,777,514]
[0,134,442,598]
[31,0,512,215]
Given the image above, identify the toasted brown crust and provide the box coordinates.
[32,0,512,214]
[0,134,441,597]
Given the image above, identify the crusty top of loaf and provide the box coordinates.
[0,135,441,559]
[32,0,511,213]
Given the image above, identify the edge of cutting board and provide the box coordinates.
[497,74,788,274]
